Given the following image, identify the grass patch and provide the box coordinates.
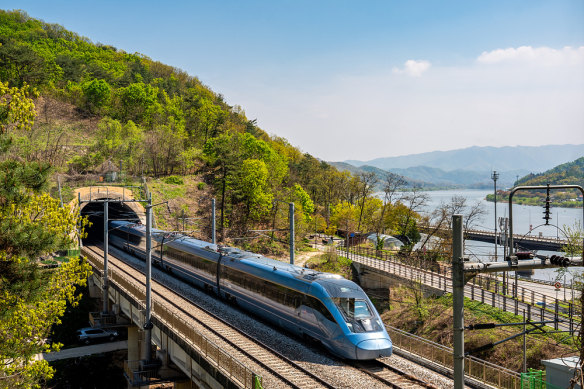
[306,251,352,279]
[164,175,184,185]
[381,286,577,372]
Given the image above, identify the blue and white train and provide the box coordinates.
[108,220,392,360]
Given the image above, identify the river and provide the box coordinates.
[412,189,582,283]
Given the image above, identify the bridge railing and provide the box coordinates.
[387,326,522,389]
[346,246,580,332]
[82,248,259,389]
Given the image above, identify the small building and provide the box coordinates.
[366,233,404,249]
[541,356,581,389]
[97,160,120,182]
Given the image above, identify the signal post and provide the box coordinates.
[452,184,584,389]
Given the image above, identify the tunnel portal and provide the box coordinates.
[81,200,141,243]
[72,186,147,244]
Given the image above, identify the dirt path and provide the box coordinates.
[294,244,327,267]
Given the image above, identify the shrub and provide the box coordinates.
[197,182,206,190]
[164,175,184,185]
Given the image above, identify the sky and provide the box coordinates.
[3,1,584,161]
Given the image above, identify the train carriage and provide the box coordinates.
[108,221,392,360]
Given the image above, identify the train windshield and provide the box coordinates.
[336,298,372,319]
[320,280,383,333]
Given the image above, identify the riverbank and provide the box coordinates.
[486,193,583,208]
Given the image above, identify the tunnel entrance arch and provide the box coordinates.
[71,186,146,243]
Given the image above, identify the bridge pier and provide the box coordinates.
[84,257,254,389]
[128,326,140,362]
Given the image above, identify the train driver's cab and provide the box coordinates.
[320,280,384,333]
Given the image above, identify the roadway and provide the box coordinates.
[35,340,128,362]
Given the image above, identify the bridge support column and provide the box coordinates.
[128,326,140,362]
[174,380,193,389]
[87,275,101,298]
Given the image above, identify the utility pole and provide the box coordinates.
[212,198,216,244]
[142,193,153,364]
[346,219,350,260]
[523,309,527,373]
[78,192,83,250]
[289,202,295,265]
[491,171,499,261]
[102,199,109,314]
[452,215,465,389]
[452,184,584,388]
[502,217,508,295]
[314,216,318,248]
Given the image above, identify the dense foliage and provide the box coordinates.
[0,9,428,249]
[0,81,91,388]
[487,157,584,208]
[518,157,584,188]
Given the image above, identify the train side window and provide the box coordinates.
[308,297,335,323]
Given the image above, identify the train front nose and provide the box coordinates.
[355,338,393,359]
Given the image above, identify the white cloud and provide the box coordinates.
[477,46,584,66]
[222,46,584,161]
[392,59,431,77]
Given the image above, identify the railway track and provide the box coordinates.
[355,359,438,389]
[85,244,441,389]
[85,245,333,388]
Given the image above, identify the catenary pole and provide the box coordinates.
[346,219,350,260]
[452,214,465,389]
[142,193,153,363]
[102,199,109,314]
[78,192,83,250]
[289,202,295,264]
[523,309,527,373]
[492,171,498,261]
[212,198,216,244]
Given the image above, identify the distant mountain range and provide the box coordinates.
[335,145,584,189]
[329,162,438,189]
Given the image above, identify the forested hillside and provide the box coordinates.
[517,157,584,188]
[0,9,423,246]
[487,157,584,207]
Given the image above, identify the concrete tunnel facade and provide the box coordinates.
[70,186,146,242]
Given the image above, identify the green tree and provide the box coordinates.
[0,40,50,87]
[0,81,91,388]
[82,78,111,114]
[117,82,159,123]
[203,133,241,238]
[237,159,273,224]
[562,221,584,258]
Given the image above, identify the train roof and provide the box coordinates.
[166,234,218,252]
[219,246,343,284]
[110,220,348,288]
[109,220,218,251]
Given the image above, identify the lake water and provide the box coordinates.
[407,189,583,282]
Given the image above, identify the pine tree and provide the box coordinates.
[0,81,91,388]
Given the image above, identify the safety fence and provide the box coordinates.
[388,326,522,389]
[82,248,260,389]
[347,246,581,333]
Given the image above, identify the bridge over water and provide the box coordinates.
[420,226,570,252]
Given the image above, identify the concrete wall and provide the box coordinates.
[71,186,146,224]
[352,262,445,298]
[91,273,239,389]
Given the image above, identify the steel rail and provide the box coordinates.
[85,245,335,389]
[355,359,439,389]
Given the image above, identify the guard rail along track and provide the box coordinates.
[82,245,338,389]
[83,245,442,389]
